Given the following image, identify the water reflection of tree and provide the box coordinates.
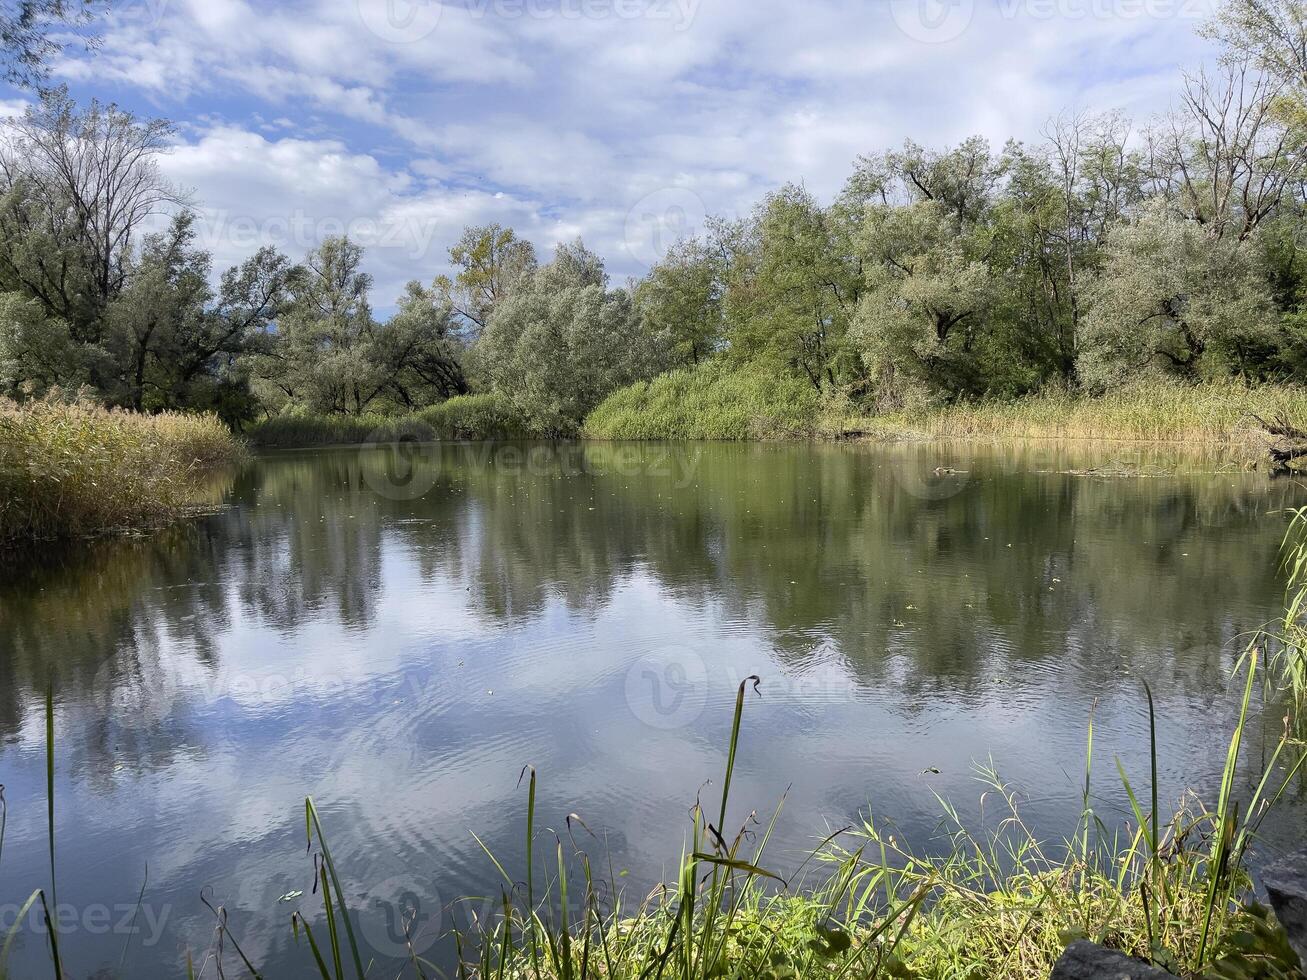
[0,442,1299,745]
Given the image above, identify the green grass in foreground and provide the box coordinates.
[0,398,244,543]
[441,664,1303,980]
[1251,507,1307,729]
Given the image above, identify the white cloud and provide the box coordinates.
[39,0,1223,306]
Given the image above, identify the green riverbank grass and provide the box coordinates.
[416,394,532,441]
[0,398,244,543]
[1251,506,1307,725]
[245,411,433,448]
[446,667,1303,980]
[247,395,532,447]
[836,379,1307,449]
[583,361,823,440]
[586,369,1307,452]
[248,373,1307,454]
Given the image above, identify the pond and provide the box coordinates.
[0,440,1304,976]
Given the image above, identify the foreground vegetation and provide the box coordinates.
[435,669,1302,980]
[0,398,243,542]
[7,657,1297,979]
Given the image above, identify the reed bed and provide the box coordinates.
[245,412,433,447]
[849,380,1307,448]
[587,368,1307,450]
[0,398,244,542]
[417,394,533,441]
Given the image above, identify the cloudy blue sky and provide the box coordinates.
[18,0,1220,309]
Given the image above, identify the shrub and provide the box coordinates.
[584,360,823,440]
[246,412,435,447]
[416,393,533,440]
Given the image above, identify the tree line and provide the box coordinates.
[2,0,1307,435]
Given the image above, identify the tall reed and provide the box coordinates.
[445,660,1303,980]
[1256,506,1307,718]
[0,397,244,542]
[850,379,1307,448]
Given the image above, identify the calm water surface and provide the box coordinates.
[1,441,1305,977]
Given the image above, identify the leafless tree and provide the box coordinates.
[0,87,189,339]
[1145,60,1303,240]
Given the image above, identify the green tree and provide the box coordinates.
[1079,200,1280,386]
[723,184,862,391]
[0,293,92,397]
[259,236,382,415]
[633,237,724,366]
[377,280,469,407]
[478,241,665,435]
[845,139,1007,403]
[851,200,999,403]
[0,88,185,346]
[0,0,106,88]
[435,223,537,332]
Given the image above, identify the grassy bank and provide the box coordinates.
[847,379,1307,447]
[584,368,1307,450]
[247,372,1307,453]
[0,399,244,542]
[247,394,534,447]
[584,361,824,440]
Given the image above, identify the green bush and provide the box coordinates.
[584,360,823,440]
[416,393,533,440]
[245,413,435,447]
[0,398,244,542]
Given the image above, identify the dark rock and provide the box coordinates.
[1050,941,1174,979]
[1265,848,1307,966]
